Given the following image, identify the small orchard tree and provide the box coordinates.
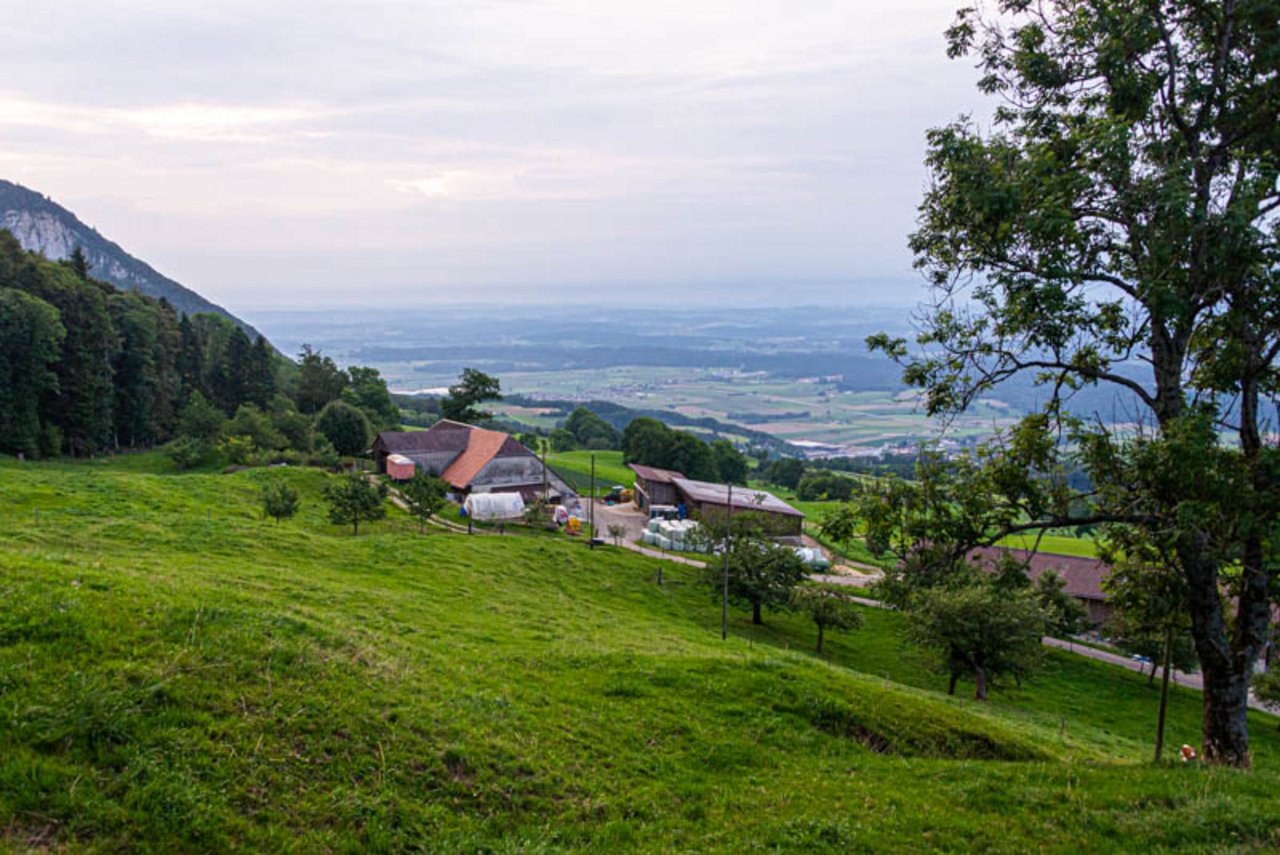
[261,480,300,524]
[315,400,372,457]
[720,537,808,626]
[400,471,448,532]
[790,582,864,654]
[907,582,1048,700]
[323,473,387,535]
[606,523,628,546]
[817,503,859,559]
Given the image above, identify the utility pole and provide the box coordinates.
[589,453,596,549]
[721,482,733,640]
[1154,624,1175,762]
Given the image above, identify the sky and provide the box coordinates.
[1,0,985,308]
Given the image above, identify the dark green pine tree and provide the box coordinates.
[246,335,277,407]
[216,326,253,414]
[109,292,161,448]
[24,266,119,456]
[0,287,65,456]
[177,314,205,403]
[68,245,90,280]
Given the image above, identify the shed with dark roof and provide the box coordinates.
[671,477,805,540]
[628,463,686,510]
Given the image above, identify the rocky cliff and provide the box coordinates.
[0,179,262,339]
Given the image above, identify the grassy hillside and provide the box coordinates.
[2,455,1278,852]
[546,450,634,494]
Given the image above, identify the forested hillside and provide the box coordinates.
[0,229,396,461]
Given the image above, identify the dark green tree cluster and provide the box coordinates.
[795,471,854,502]
[558,407,621,450]
[621,417,746,483]
[871,0,1280,765]
[0,229,277,457]
[440,368,501,424]
[762,458,805,490]
[0,228,399,467]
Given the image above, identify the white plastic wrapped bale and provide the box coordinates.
[463,492,526,521]
[647,519,661,533]
[655,535,672,551]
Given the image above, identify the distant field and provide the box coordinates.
[379,362,1020,452]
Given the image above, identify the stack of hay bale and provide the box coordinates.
[640,518,707,553]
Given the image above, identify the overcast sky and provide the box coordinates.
[2,0,984,308]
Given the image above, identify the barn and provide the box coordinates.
[670,477,805,541]
[373,421,574,501]
[629,463,686,511]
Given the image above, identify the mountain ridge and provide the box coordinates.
[0,179,262,340]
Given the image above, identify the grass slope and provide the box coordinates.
[1,455,1278,852]
[546,450,633,494]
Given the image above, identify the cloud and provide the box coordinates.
[0,0,984,307]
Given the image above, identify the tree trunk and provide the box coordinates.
[816,622,825,655]
[947,669,958,696]
[752,601,762,625]
[1183,547,1264,768]
[1154,624,1174,762]
[974,666,987,701]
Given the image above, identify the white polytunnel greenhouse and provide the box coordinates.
[463,492,526,521]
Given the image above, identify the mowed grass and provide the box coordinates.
[1,456,1279,852]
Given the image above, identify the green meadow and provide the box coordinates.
[1,454,1278,852]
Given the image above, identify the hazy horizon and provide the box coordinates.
[2,0,985,310]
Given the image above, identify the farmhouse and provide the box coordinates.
[967,546,1114,626]
[629,463,685,510]
[373,421,574,502]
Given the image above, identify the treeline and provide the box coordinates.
[549,407,620,451]
[621,417,747,484]
[500,393,790,454]
[0,229,397,463]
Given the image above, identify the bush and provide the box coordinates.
[166,437,212,471]
[310,435,341,469]
[177,391,225,443]
[315,400,372,457]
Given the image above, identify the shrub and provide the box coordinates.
[315,400,372,457]
[261,480,300,524]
